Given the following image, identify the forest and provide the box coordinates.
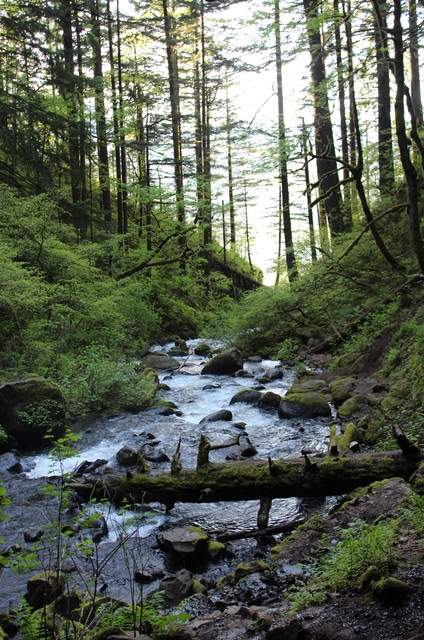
[1,0,424,638]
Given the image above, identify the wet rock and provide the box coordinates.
[229,389,262,405]
[0,377,66,450]
[202,383,221,391]
[201,347,243,376]
[158,526,209,564]
[266,368,284,381]
[0,452,24,474]
[199,410,233,424]
[24,528,44,543]
[140,444,170,463]
[232,422,247,430]
[329,376,357,405]
[141,352,180,371]
[239,435,258,458]
[247,356,263,363]
[259,391,281,410]
[74,459,107,475]
[168,348,189,357]
[278,392,331,419]
[235,369,254,378]
[195,342,213,357]
[116,446,139,466]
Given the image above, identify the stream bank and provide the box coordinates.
[0,339,423,639]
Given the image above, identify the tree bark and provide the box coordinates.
[409,0,423,128]
[303,0,344,238]
[373,0,395,198]
[72,449,421,509]
[163,0,184,223]
[90,0,112,224]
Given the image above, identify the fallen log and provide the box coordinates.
[71,448,422,511]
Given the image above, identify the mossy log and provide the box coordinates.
[71,449,422,510]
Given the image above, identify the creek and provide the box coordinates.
[0,339,336,610]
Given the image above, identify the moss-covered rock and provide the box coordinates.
[229,389,262,406]
[141,352,180,371]
[201,347,243,375]
[329,377,356,405]
[25,570,64,610]
[158,526,209,565]
[208,540,226,557]
[278,392,331,419]
[371,577,410,603]
[286,379,328,395]
[234,560,271,582]
[410,462,424,495]
[258,391,281,410]
[337,394,368,418]
[0,377,66,450]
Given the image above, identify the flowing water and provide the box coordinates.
[24,340,334,536]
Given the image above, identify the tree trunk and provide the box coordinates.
[71,449,422,509]
[303,0,344,238]
[302,119,317,262]
[225,74,236,247]
[334,0,352,228]
[392,0,424,272]
[373,0,395,198]
[409,0,423,128]
[116,0,128,233]
[275,0,298,281]
[163,0,184,223]
[90,0,112,225]
[106,0,123,234]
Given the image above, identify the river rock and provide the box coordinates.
[195,342,213,357]
[258,391,281,410]
[159,569,195,607]
[287,378,328,394]
[278,392,331,419]
[201,347,243,375]
[229,389,262,405]
[199,410,233,424]
[141,352,180,371]
[25,571,64,610]
[265,367,284,381]
[239,435,258,457]
[0,377,66,450]
[140,443,170,463]
[158,526,209,565]
[329,376,357,405]
[116,445,139,466]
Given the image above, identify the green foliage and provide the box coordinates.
[17,400,63,432]
[58,345,156,414]
[399,490,424,538]
[140,592,191,633]
[288,518,398,613]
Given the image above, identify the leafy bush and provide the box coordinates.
[58,345,156,414]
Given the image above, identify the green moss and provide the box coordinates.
[208,540,226,555]
[329,377,356,404]
[192,579,207,595]
[337,395,367,418]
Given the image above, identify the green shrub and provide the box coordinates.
[58,345,156,414]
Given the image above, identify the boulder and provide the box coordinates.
[140,443,170,463]
[25,571,64,610]
[337,394,368,418]
[0,377,66,450]
[159,569,195,607]
[259,391,281,410]
[239,435,258,457]
[194,342,213,357]
[158,526,209,565]
[278,392,331,419]
[287,378,328,394]
[201,347,243,376]
[265,368,284,381]
[199,410,233,424]
[229,389,262,405]
[329,376,357,405]
[141,353,180,371]
[372,577,410,603]
[116,446,139,466]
